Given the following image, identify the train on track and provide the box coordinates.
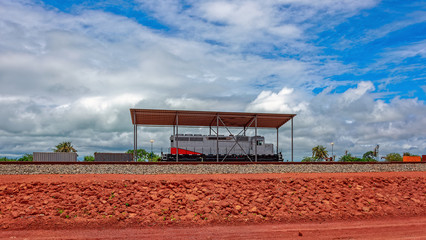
[161,134,282,162]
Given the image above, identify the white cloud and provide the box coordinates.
[200,1,266,28]
[382,40,426,61]
[361,11,426,44]
[247,88,310,113]
[165,97,220,110]
[134,0,379,52]
[338,81,375,106]
[247,82,426,158]
[360,40,426,92]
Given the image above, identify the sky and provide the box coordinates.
[0,0,425,161]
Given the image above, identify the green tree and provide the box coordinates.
[54,141,77,153]
[312,145,328,161]
[126,149,160,162]
[362,151,375,161]
[384,153,402,162]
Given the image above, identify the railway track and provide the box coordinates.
[1,161,425,165]
[1,161,424,175]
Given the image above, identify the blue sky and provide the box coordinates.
[0,0,425,160]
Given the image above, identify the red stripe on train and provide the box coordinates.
[170,148,202,155]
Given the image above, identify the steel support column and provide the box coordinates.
[255,115,258,162]
[216,115,219,162]
[276,127,279,161]
[291,117,294,162]
[176,114,179,162]
[133,124,137,162]
[133,111,137,162]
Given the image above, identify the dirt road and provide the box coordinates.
[1,216,425,239]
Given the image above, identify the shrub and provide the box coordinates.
[18,153,33,162]
[84,156,95,162]
[403,152,419,157]
[1,154,33,162]
[301,156,317,162]
[0,157,16,161]
[126,149,160,162]
[339,153,377,162]
[339,154,355,162]
[384,153,402,162]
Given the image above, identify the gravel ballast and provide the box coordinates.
[0,162,425,175]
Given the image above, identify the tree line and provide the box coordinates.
[0,141,160,162]
[302,145,419,162]
[1,141,420,162]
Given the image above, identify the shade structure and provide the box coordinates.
[130,108,296,162]
[130,109,295,129]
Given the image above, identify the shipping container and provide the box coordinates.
[33,152,77,162]
[94,153,133,162]
[402,156,421,162]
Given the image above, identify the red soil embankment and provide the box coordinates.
[0,172,425,231]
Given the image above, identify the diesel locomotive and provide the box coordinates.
[161,134,282,162]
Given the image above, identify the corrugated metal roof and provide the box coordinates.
[130,109,296,128]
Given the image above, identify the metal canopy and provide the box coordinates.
[130,109,295,129]
[130,109,296,162]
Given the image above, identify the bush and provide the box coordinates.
[384,153,402,162]
[339,154,356,162]
[301,156,317,162]
[126,149,160,162]
[403,152,418,157]
[84,156,95,162]
[18,153,33,162]
[0,157,16,162]
[339,153,377,162]
[359,157,377,162]
[1,154,33,162]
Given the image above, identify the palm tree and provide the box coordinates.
[54,141,77,153]
[312,145,328,161]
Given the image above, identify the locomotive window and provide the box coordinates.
[256,140,263,146]
[208,137,227,140]
[190,137,203,141]
[176,137,189,141]
[237,136,249,141]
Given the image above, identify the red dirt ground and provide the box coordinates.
[0,172,425,239]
